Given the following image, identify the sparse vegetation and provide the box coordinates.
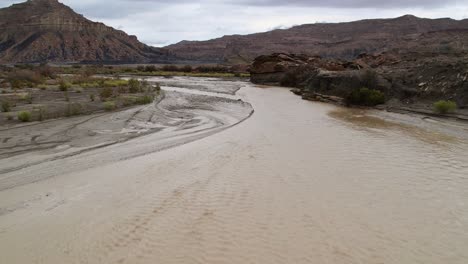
[128,79,141,93]
[433,100,457,114]
[66,103,83,117]
[17,111,32,122]
[100,87,113,101]
[136,95,154,105]
[1,101,11,112]
[345,87,385,106]
[59,80,71,91]
[103,101,116,111]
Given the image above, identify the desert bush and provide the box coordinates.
[17,111,32,122]
[6,114,13,121]
[103,101,116,111]
[136,65,145,72]
[136,95,154,105]
[1,101,11,112]
[345,87,385,106]
[36,64,56,79]
[145,65,157,72]
[196,65,229,73]
[7,69,43,88]
[90,94,95,102]
[59,80,71,91]
[128,79,141,93]
[38,84,47,90]
[162,65,179,72]
[433,100,457,114]
[100,87,113,101]
[182,65,193,73]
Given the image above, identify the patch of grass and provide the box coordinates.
[103,101,116,111]
[433,100,457,114]
[345,87,385,107]
[38,84,48,90]
[103,79,129,88]
[17,111,32,122]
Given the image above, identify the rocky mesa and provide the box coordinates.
[166,15,468,64]
[0,0,172,64]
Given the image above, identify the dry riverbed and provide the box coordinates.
[0,77,253,187]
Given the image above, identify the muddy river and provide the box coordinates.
[1,77,468,263]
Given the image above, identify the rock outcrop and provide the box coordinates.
[166,15,468,64]
[250,51,468,109]
[0,0,172,64]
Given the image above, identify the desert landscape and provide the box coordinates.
[1,0,468,263]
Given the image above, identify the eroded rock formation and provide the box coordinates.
[0,0,171,63]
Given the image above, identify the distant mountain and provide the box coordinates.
[0,0,171,64]
[165,15,468,64]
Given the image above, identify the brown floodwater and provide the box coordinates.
[1,79,468,263]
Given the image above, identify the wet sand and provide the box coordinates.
[1,78,468,263]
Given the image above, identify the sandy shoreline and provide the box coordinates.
[0,77,253,190]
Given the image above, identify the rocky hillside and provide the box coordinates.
[250,49,468,113]
[0,0,171,64]
[166,15,468,64]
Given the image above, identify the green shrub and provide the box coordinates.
[103,101,116,111]
[136,95,154,105]
[59,80,71,91]
[346,87,385,106]
[100,87,113,101]
[18,111,32,122]
[433,100,457,114]
[1,101,11,112]
[38,84,47,90]
[128,79,141,93]
[145,65,157,72]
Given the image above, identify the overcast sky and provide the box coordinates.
[1,0,468,46]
